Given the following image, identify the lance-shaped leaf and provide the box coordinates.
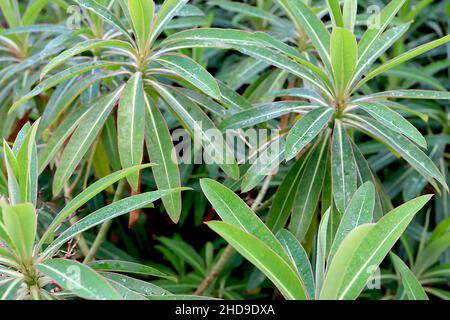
[151,82,239,180]
[200,178,292,264]
[0,279,22,300]
[101,272,170,296]
[118,73,145,191]
[40,39,135,80]
[266,153,309,233]
[148,0,189,45]
[354,89,450,101]
[42,188,185,258]
[208,221,307,300]
[291,135,329,241]
[88,260,175,281]
[241,136,286,193]
[390,253,428,300]
[326,0,344,27]
[219,102,317,130]
[74,0,134,43]
[10,61,120,112]
[156,53,220,99]
[285,107,334,161]
[345,114,447,191]
[356,35,450,90]
[123,0,154,50]
[320,194,432,300]
[1,203,36,263]
[276,0,332,72]
[37,259,122,300]
[356,101,427,148]
[53,88,123,196]
[328,181,375,261]
[331,27,357,95]
[351,24,409,88]
[342,0,357,32]
[37,164,153,251]
[358,0,406,66]
[331,120,358,213]
[145,96,181,223]
[276,229,315,299]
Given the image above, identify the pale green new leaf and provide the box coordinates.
[331,27,357,95]
[208,221,307,300]
[328,181,375,261]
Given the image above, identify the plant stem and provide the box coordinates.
[83,179,126,263]
[195,175,273,296]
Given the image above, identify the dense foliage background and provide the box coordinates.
[0,0,449,300]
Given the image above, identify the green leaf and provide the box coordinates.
[156,53,220,99]
[40,39,135,80]
[158,237,205,275]
[37,164,153,251]
[74,0,134,43]
[118,73,145,191]
[42,189,185,258]
[36,259,122,300]
[351,24,409,88]
[331,120,358,213]
[345,114,447,192]
[151,82,239,180]
[10,61,121,113]
[200,178,292,264]
[148,0,189,45]
[354,89,450,101]
[342,0,357,32]
[124,0,154,50]
[0,278,22,300]
[88,260,175,281]
[356,35,450,90]
[320,224,374,299]
[145,96,181,223]
[390,253,428,300]
[356,101,427,148]
[53,88,123,196]
[266,154,309,233]
[100,272,170,296]
[358,0,406,66]
[291,136,329,241]
[2,203,36,262]
[276,0,332,72]
[208,221,307,300]
[241,136,286,193]
[276,229,315,299]
[321,195,432,300]
[328,181,375,261]
[414,233,450,276]
[326,0,344,27]
[285,107,334,161]
[331,27,357,95]
[219,102,317,130]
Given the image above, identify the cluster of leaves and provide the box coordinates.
[0,0,449,300]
